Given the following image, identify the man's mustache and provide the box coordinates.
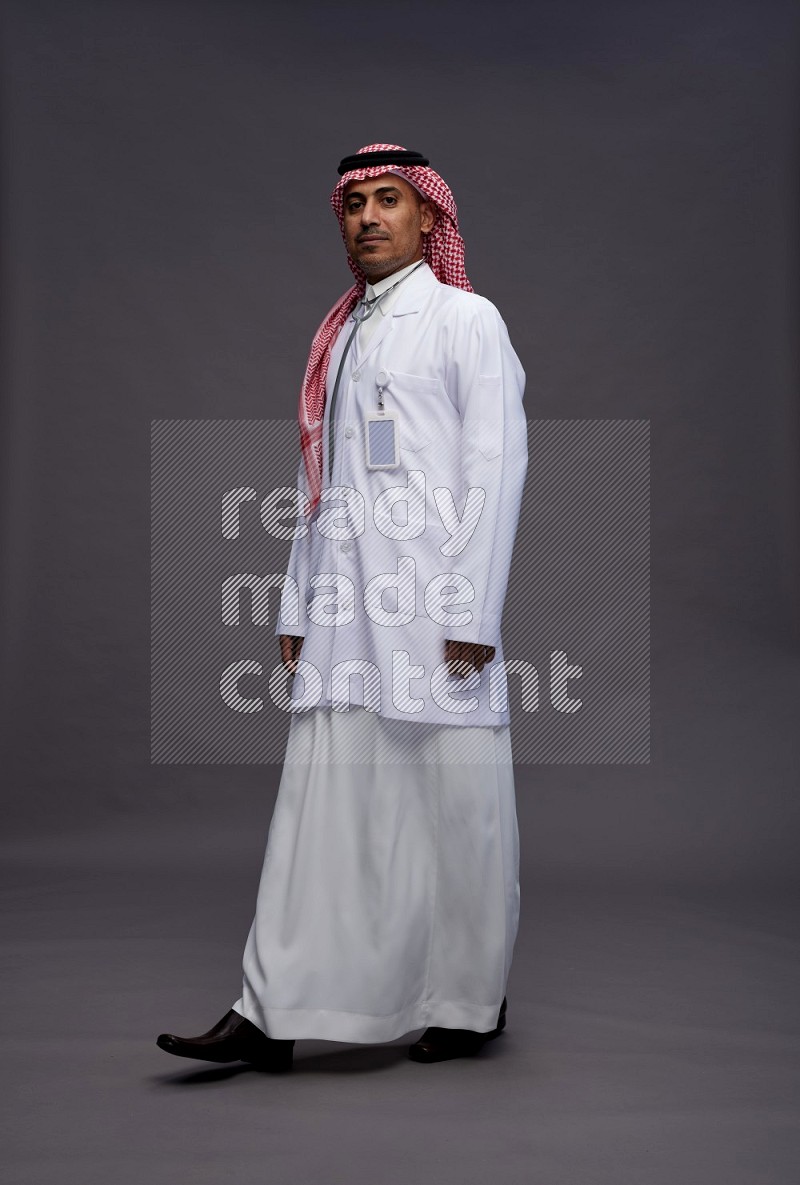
[356,231,390,242]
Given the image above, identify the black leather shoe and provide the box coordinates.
[408,997,507,1063]
[156,1008,294,1072]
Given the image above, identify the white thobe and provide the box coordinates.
[231,261,527,1042]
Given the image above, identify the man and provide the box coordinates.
[157,144,528,1071]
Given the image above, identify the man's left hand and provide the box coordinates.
[444,639,497,679]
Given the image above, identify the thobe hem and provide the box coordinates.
[230,997,506,1044]
[228,705,519,1046]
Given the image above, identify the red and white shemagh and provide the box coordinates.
[297,143,473,512]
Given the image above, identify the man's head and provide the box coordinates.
[330,143,472,294]
[342,173,436,282]
[297,146,472,512]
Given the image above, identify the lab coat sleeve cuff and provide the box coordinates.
[274,577,309,638]
[274,619,307,640]
[443,613,502,651]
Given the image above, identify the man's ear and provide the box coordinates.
[419,200,436,234]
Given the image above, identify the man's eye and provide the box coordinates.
[382,196,397,205]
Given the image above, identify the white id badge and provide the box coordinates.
[365,412,400,469]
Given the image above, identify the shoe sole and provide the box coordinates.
[242,1039,295,1072]
[408,1005,507,1063]
[156,1034,294,1072]
[243,1055,294,1073]
[407,1033,502,1064]
[156,1035,242,1064]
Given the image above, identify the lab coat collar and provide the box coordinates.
[363,260,437,317]
[352,262,438,368]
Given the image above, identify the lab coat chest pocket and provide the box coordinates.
[388,371,443,454]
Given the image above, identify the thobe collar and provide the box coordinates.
[345,259,436,362]
[363,259,426,319]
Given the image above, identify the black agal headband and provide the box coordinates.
[337,149,430,176]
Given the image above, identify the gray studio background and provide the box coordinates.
[1,2,799,1184]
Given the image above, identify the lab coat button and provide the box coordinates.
[340,540,352,554]
[345,426,354,438]
[352,371,361,382]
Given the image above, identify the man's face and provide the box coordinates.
[342,174,435,282]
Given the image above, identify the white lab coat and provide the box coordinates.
[275,262,528,728]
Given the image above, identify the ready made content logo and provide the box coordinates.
[151,419,649,763]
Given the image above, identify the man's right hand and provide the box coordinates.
[279,634,304,675]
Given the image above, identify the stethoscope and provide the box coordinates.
[327,261,425,478]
